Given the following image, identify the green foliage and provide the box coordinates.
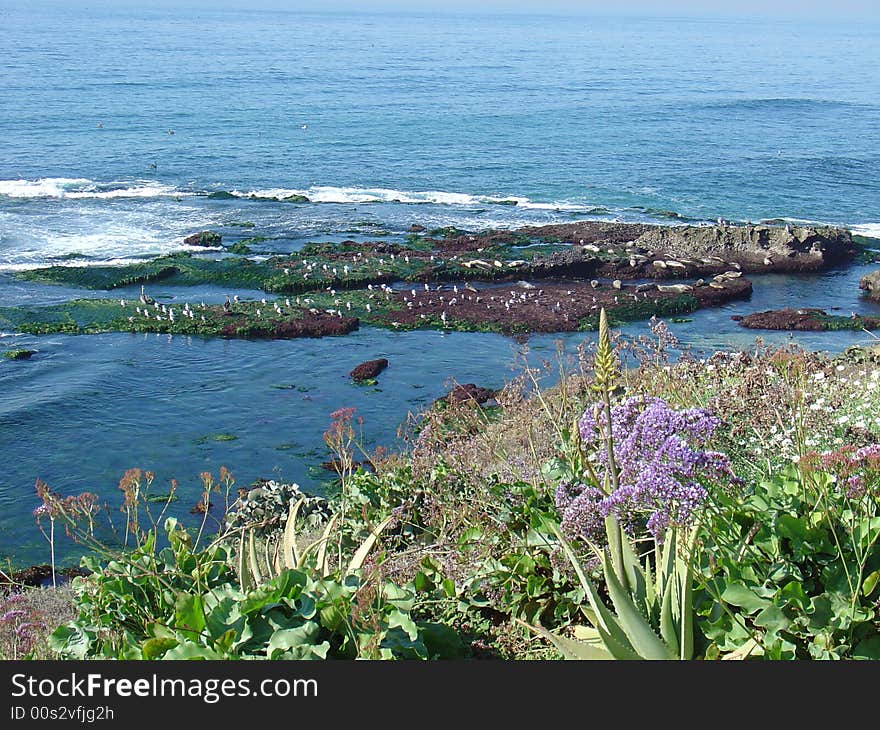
[695,465,880,659]
[49,518,463,660]
[456,480,585,626]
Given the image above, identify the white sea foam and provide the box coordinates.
[0,200,223,268]
[0,258,151,273]
[0,177,182,200]
[239,185,595,211]
[0,178,93,198]
[851,224,880,239]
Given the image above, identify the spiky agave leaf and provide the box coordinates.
[247,530,263,586]
[347,515,395,574]
[237,530,254,593]
[515,619,613,660]
[281,497,306,569]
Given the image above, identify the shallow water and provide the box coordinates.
[1,6,879,564]
[4,261,880,564]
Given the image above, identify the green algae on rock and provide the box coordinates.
[2,348,35,360]
[735,308,880,332]
[184,230,222,247]
[0,274,751,340]
[0,297,359,340]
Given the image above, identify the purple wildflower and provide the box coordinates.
[561,396,739,542]
[555,483,606,545]
[0,609,27,624]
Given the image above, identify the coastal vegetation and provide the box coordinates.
[3,221,880,660]
[5,309,880,660]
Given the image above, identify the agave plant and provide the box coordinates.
[522,308,698,659]
[522,521,695,660]
[236,496,394,591]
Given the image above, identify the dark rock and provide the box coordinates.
[736,308,880,331]
[445,383,497,405]
[184,230,222,247]
[320,458,374,473]
[282,194,310,203]
[350,358,389,382]
[4,564,91,589]
[206,190,237,200]
[408,224,426,232]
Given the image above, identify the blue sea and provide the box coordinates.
[1,2,879,564]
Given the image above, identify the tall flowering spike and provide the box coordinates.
[593,308,618,393]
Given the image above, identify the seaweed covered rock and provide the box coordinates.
[2,349,34,360]
[444,383,497,405]
[3,564,90,589]
[736,308,880,331]
[184,230,222,247]
[350,358,389,382]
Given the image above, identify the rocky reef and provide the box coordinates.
[734,308,880,332]
[6,220,862,339]
[378,275,752,335]
[0,297,359,340]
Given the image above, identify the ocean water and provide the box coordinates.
[1,3,879,563]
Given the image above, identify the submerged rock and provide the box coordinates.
[350,358,389,382]
[2,349,34,360]
[4,564,91,588]
[184,230,222,247]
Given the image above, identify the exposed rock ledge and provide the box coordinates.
[860,270,880,301]
[438,221,855,277]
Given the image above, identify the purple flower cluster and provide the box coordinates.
[0,593,43,657]
[557,396,739,542]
